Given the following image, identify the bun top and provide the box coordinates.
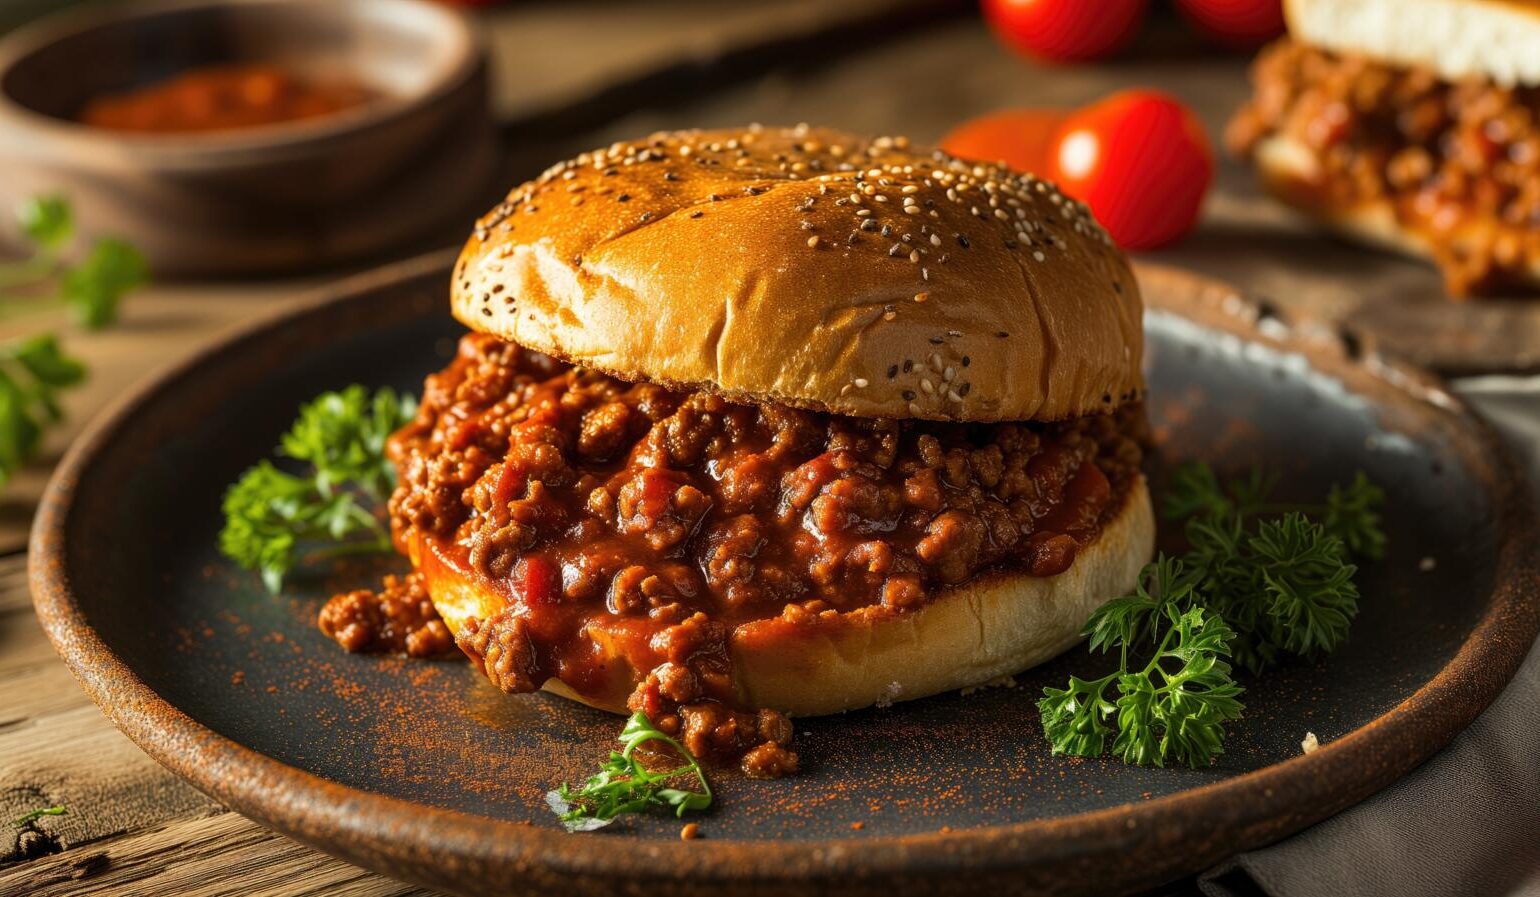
[451,125,1144,422]
[1286,0,1540,87]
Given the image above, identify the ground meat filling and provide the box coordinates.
[1228,38,1540,297]
[378,334,1144,774]
[318,572,454,658]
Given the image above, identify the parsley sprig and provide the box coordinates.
[547,711,713,832]
[0,195,144,488]
[2,195,146,329]
[219,385,416,593]
[1040,463,1385,767]
[13,805,67,827]
[0,334,86,487]
[1040,557,1245,767]
[1172,464,1381,674]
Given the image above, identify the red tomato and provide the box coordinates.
[1174,0,1285,49]
[940,108,1069,174]
[514,555,560,607]
[1047,90,1213,250]
[981,0,1148,63]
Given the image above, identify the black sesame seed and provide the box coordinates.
[961,356,971,367]
[903,359,914,372]
[640,211,654,222]
[957,234,971,248]
[690,210,704,218]
[709,193,722,201]
[958,383,971,397]
[881,224,893,237]
[617,193,631,202]
[887,365,898,379]
[929,336,943,345]
[902,390,916,400]
[860,219,879,232]
[996,331,1009,338]
[888,244,904,257]
[664,171,679,181]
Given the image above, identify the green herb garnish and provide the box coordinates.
[0,196,143,489]
[0,334,87,487]
[219,385,416,593]
[1040,463,1386,767]
[547,711,713,832]
[1039,556,1245,767]
[2,195,146,329]
[14,805,66,827]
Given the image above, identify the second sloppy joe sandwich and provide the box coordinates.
[378,125,1154,776]
[1227,0,1540,297]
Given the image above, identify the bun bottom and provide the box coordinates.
[1253,136,1540,290]
[418,477,1154,718]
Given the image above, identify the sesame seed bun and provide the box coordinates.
[413,476,1154,717]
[451,125,1145,423]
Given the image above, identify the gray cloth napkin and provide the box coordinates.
[1199,377,1540,897]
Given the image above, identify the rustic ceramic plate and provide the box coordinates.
[31,252,1540,897]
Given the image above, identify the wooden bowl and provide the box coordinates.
[0,0,498,277]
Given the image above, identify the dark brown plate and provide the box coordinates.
[30,253,1540,896]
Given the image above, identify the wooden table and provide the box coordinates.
[2,3,1533,895]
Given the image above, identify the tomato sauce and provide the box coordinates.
[80,64,375,134]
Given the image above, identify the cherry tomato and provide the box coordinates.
[1174,0,1285,49]
[940,108,1069,174]
[981,0,1148,63]
[1047,90,1213,250]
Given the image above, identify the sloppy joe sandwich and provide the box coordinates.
[353,125,1154,776]
[1227,0,1540,297]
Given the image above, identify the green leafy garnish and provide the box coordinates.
[0,196,141,491]
[0,334,87,487]
[219,385,416,593]
[547,711,713,832]
[1041,464,1385,767]
[61,237,146,329]
[14,805,66,827]
[18,196,71,249]
[2,194,146,328]
[1324,472,1387,561]
[1040,559,1245,767]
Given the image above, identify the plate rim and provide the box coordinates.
[29,252,1540,895]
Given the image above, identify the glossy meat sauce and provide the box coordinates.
[348,334,1144,773]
